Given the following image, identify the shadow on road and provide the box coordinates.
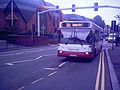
[62,57,93,63]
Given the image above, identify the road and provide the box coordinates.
[0,44,112,90]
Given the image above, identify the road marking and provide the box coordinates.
[5,63,14,66]
[44,67,56,71]
[58,62,66,67]
[5,59,37,65]
[43,54,56,57]
[95,50,105,90]
[0,48,49,57]
[95,51,102,90]
[4,54,55,65]
[16,52,24,55]
[25,49,44,53]
[48,71,57,76]
[17,86,24,90]
[101,51,105,90]
[31,78,44,84]
[36,56,42,60]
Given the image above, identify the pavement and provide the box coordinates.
[108,46,120,89]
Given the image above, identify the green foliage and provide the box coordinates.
[115,14,120,22]
[93,15,105,28]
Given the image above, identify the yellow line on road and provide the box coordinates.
[101,50,105,90]
[95,50,105,90]
[95,51,102,90]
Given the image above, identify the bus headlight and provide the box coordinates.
[59,50,63,53]
[85,52,89,55]
[113,37,116,40]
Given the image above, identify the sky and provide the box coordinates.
[44,0,120,25]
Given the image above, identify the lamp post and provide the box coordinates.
[37,12,40,36]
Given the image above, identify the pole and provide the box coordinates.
[11,0,13,26]
[37,12,40,36]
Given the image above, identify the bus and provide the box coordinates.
[57,21,103,59]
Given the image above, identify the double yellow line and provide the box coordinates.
[95,50,105,90]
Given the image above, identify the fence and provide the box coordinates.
[0,35,58,52]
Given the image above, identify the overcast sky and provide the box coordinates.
[44,0,120,25]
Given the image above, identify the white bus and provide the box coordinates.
[57,21,103,59]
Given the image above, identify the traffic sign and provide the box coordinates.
[94,2,98,11]
[56,5,59,13]
[72,4,75,12]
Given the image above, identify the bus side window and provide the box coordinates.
[86,30,93,44]
[94,30,99,42]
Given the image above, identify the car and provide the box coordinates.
[107,33,117,43]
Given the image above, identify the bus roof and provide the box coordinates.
[59,20,103,32]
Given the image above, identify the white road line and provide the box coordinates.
[106,49,120,90]
[5,59,36,65]
[58,62,66,67]
[43,54,56,57]
[48,71,57,76]
[5,63,14,66]
[39,49,44,51]
[31,78,44,84]
[16,52,24,55]
[36,56,42,60]
[17,86,24,90]
[4,53,56,65]
[25,49,44,53]
[44,67,56,71]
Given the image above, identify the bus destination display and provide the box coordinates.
[61,22,90,28]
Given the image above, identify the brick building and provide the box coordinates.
[0,0,63,36]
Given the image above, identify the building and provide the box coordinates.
[0,0,63,36]
[63,14,94,22]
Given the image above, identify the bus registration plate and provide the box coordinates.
[69,54,77,57]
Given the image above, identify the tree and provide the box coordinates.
[115,14,120,24]
[93,15,105,28]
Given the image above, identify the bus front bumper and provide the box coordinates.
[57,50,94,59]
